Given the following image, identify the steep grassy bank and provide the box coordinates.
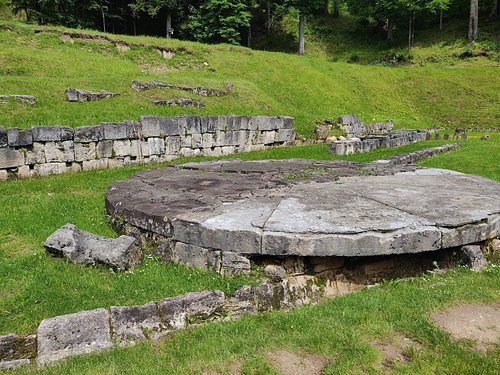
[0,22,498,136]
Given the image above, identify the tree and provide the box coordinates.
[490,0,498,19]
[187,0,251,45]
[284,0,323,54]
[132,0,179,38]
[428,0,451,30]
[468,0,479,42]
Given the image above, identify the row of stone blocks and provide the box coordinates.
[372,144,460,165]
[329,130,428,156]
[0,281,320,370]
[0,115,296,180]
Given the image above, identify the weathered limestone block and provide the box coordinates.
[70,162,82,173]
[275,128,296,143]
[181,134,192,148]
[172,242,218,271]
[17,165,31,179]
[178,116,201,135]
[65,88,119,102]
[163,135,180,154]
[139,116,161,138]
[0,334,36,367]
[25,142,46,164]
[74,142,96,162]
[192,133,202,148]
[257,131,276,145]
[102,122,141,140]
[0,148,25,169]
[130,140,142,158]
[33,163,68,177]
[7,128,32,147]
[455,245,487,271]
[263,265,286,281]
[37,308,113,366]
[96,140,113,158]
[32,126,73,142]
[201,133,215,149]
[0,170,8,181]
[148,138,165,155]
[0,128,8,147]
[45,141,74,162]
[221,252,251,275]
[110,302,165,344]
[158,291,225,330]
[203,147,223,157]
[152,98,204,108]
[158,117,181,136]
[0,95,36,105]
[44,223,143,270]
[113,140,131,157]
[74,125,103,143]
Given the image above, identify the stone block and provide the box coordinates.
[82,159,98,171]
[0,359,30,370]
[0,334,36,362]
[25,142,46,164]
[173,242,214,271]
[192,133,202,148]
[74,126,103,143]
[17,165,30,179]
[257,131,276,145]
[74,142,96,162]
[44,223,142,270]
[102,122,140,140]
[140,140,150,157]
[130,140,141,158]
[275,129,296,143]
[108,158,125,168]
[45,141,74,162]
[0,170,7,181]
[37,308,113,366]
[113,140,131,157]
[159,117,181,136]
[148,138,164,155]
[0,128,7,147]
[221,146,236,155]
[201,117,217,133]
[7,129,32,147]
[247,117,259,131]
[215,116,227,131]
[201,133,215,149]
[181,135,192,148]
[110,302,165,344]
[96,140,113,158]
[283,116,294,129]
[139,116,161,138]
[158,291,225,330]
[183,116,201,134]
[33,163,68,177]
[455,245,487,271]
[202,147,223,157]
[32,126,73,142]
[0,148,25,169]
[70,162,82,173]
[221,252,250,275]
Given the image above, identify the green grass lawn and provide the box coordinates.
[0,21,499,137]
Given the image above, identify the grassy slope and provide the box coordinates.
[0,22,499,137]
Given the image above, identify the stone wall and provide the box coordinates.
[329,130,428,156]
[0,115,295,180]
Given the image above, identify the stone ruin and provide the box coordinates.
[0,95,36,105]
[106,158,499,282]
[65,88,120,102]
[320,115,433,156]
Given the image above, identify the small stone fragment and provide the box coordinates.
[264,264,286,281]
[152,98,205,108]
[65,88,120,102]
[455,245,487,271]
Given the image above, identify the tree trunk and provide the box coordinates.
[333,0,340,18]
[298,12,305,55]
[468,0,479,42]
[324,0,329,15]
[440,9,443,30]
[387,18,393,40]
[266,1,271,34]
[490,0,498,18]
[101,7,106,33]
[411,15,415,45]
[248,25,252,48]
[408,15,412,55]
[166,12,172,38]
[133,18,137,36]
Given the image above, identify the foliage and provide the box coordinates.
[187,0,251,45]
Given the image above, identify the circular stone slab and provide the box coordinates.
[105,160,500,257]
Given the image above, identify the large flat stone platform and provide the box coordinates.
[105,160,500,258]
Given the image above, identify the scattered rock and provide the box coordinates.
[480,134,490,140]
[131,80,233,96]
[65,88,120,102]
[264,264,286,281]
[152,98,205,108]
[0,95,36,105]
[0,359,31,371]
[44,224,143,270]
[265,350,329,375]
[454,245,488,271]
[431,302,500,352]
[0,334,36,363]
[314,125,330,140]
[37,308,113,366]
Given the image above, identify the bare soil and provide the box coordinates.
[371,332,423,369]
[265,350,329,375]
[431,301,500,352]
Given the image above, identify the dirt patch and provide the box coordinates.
[201,360,242,375]
[371,332,422,369]
[431,301,500,352]
[265,350,329,375]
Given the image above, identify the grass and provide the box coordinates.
[0,18,499,374]
[0,21,499,137]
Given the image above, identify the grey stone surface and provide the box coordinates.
[44,224,143,270]
[74,126,103,143]
[455,245,488,271]
[0,359,30,370]
[110,302,165,344]
[37,308,113,366]
[0,148,25,169]
[106,160,500,259]
[152,98,205,108]
[221,252,251,275]
[0,95,36,105]
[32,126,73,142]
[0,128,7,147]
[65,88,119,102]
[159,291,225,330]
[7,129,32,147]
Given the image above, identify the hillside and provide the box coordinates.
[0,21,498,137]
